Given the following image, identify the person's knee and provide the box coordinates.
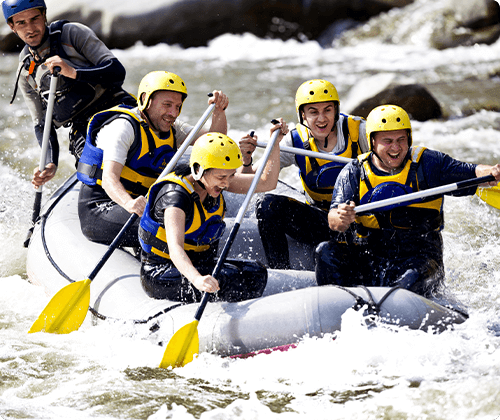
[314,240,344,286]
[218,260,268,301]
[140,262,195,301]
[256,194,285,221]
[314,240,337,265]
[243,260,267,278]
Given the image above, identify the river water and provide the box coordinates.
[1,1,500,418]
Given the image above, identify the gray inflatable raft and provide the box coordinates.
[26,174,467,357]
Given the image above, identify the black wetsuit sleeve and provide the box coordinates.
[152,184,193,224]
[419,149,478,196]
[34,123,59,166]
[330,162,362,210]
[75,58,126,88]
[63,23,126,88]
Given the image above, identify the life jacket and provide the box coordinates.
[77,105,177,198]
[292,114,361,211]
[139,173,226,259]
[355,146,444,232]
[12,20,109,126]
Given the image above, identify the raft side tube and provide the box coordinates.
[160,286,468,357]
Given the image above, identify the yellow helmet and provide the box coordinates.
[366,105,412,148]
[137,71,188,112]
[295,79,339,124]
[190,133,242,180]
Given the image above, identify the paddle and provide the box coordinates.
[29,101,216,334]
[476,184,500,209]
[159,122,282,369]
[255,140,353,163]
[23,67,61,248]
[256,140,500,210]
[355,175,496,214]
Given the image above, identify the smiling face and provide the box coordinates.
[301,101,336,141]
[201,168,236,198]
[371,129,409,172]
[8,8,46,47]
[144,90,183,133]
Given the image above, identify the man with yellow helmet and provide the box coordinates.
[240,79,369,269]
[316,104,500,296]
[139,122,288,302]
[77,70,229,248]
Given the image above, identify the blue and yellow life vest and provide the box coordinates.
[355,147,444,232]
[77,105,177,198]
[139,173,226,259]
[292,114,361,211]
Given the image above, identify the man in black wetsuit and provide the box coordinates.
[3,0,135,188]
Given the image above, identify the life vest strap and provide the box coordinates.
[77,161,102,180]
[139,228,171,257]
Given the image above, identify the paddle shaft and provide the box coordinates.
[35,67,60,198]
[87,102,216,278]
[193,128,282,322]
[24,67,60,247]
[355,175,495,214]
[256,140,353,164]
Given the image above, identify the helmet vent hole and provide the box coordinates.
[225,156,230,162]
[309,90,314,95]
[396,117,401,122]
[382,118,387,123]
[169,79,174,84]
[324,89,328,94]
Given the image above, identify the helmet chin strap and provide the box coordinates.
[141,109,160,133]
[191,166,206,190]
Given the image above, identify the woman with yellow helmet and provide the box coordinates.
[139,121,288,302]
[239,79,369,269]
[77,70,229,249]
[316,104,500,296]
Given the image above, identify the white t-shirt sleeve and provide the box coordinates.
[358,119,369,153]
[173,119,194,147]
[95,118,135,165]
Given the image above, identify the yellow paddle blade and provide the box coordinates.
[29,279,91,334]
[476,184,500,210]
[159,320,200,369]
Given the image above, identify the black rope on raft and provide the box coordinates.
[334,284,401,327]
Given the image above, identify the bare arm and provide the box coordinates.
[238,131,257,174]
[328,201,356,232]
[207,90,228,134]
[44,55,77,79]
[164,207,220,293]
[32,162,57,189]
[475,163,500,186]
[101,160,146,216]
[228,119,288,194]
